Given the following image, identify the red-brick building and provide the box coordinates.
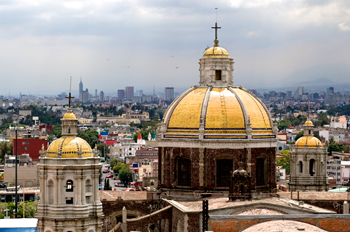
[13,137,48,161]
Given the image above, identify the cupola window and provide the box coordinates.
[215,70,222,80]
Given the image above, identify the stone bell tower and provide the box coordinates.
[36,80,103,232]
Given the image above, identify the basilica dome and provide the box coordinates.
[295,136,322,148]
[162,86,273,139]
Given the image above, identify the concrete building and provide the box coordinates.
[13,135,48,161]
[99,91,104,102]
[164,87,174,102]
[118,89,125,101]
[80,88,89,103]
[289,120,328,191]
[79,78,83,94]
[293,86,304,99]
[36,102,103,232]
[125,86,134,100]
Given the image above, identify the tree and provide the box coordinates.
[119,165,133,186]
[52,125,62,138]
[97,143,110,157]
[110,158,119,169]
[277,148,290,174]
[0,141,12,164]
[277,120,290,131]
[328,142,344,153]
[104,178,111,190]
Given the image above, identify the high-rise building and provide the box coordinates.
[95,89,97,97]
[118,89,125,101]
[125,86,134,100]
[80,88,89,103]
[164,87,175,102]
[286,91,292,98]
[79,78,83,95]
[136,90,143,96]
[327,87,334,95]
[293,86,304,99]
[99,91,104,102]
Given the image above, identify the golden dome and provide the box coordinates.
[63,112,76,119]
[163,87,273,139]
[46,137,93,158]
[203,47,230,58]
[305,120,313,126]
[295,136,322,148]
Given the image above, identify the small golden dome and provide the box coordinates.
[63,112,76,119]
[305,120,313,126]
[295,136,322,148]
[203,47,230,58]
[46,137,93,158]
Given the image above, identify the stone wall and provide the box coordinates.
[102,200,169,232]
[209,214,350,232]
[159,146,276,192]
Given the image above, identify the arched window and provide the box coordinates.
[299,161,303,173]
[309,159,315,176]
[216,159,233,187]
[66,180,73,192]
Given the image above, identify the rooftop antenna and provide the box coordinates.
[212,8,221,47]
[66,77,74,108]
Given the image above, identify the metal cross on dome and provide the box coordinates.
[65,77,75,108]
[212,22,221,40]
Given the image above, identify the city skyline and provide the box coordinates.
[1,1,350,95]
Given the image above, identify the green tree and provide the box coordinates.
[119,165,133,186]
[104,178,111,190]
[277,148,290,174]
[109,158,119,169]
[277,119,290,131]
[52,125,62,138]
[97,143,110,157]
[0,141,12,164]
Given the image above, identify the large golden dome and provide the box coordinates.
[63,112,76,119]
[295,136,322,148]
[203,46,230,58]
[46,137,93,158]
[162,87,273,139]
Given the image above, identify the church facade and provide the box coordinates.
[157,24,278,193]
[36,96,103,232]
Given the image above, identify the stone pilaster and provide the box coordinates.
[199,148,204,186]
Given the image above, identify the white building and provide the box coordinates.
[36,104,103,232]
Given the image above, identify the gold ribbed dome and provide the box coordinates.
[295,136,322,148]
[163,87,273,139]
[63,112,76,119]
[305,120,313,126]
[46,137,93,158]
[203,47,230,58]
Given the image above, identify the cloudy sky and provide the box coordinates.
[1,0,350,96]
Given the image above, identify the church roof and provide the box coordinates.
[163,86,273,139]
[203,46,230,58]
[46,136,93,158]
[295,136,322,148]
[63,112,76,119]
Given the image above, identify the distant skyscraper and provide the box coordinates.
[118,89,125,101]
[293,86,304,99]
[95,89,97,97]
[327,87,334,95]
[99,91,104,102]
[286,91,292,98]
[125,86,134,100]
[164,87,175,102]
[80,88,89,103]
[136,90,143,96]
[79,78,83,95]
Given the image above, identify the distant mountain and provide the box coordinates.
[293,77,339,87]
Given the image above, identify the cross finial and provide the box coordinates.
[211,8,221,47]
[65,77,74,108]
